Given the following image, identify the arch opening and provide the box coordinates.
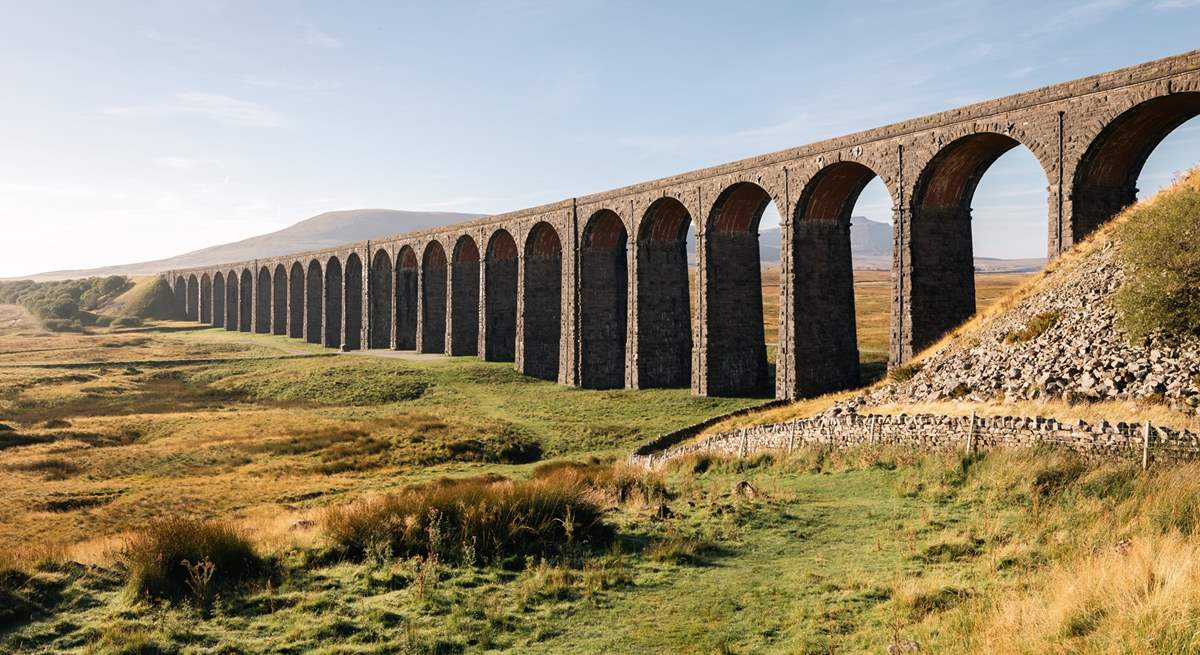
[224,271,239,331]
[305,261,322,344]
[271,265,287,335]
[1073,92,1200,241]
[450,236,480,356]
[522,222,562,381]
[368,249,393,348]
[255,267,271,334]
[395,247,418,350]
[288,263,304,338]
[200,273,212,324]
[421,242,448,353]
[173,277,186,318]
[324,257,343,348]
[239,270,253,332]
[908,133,1049,357]
[635,198,693,389]
[484,230,518,362]
[789,162,893,396]
[212,272,226,328]
[344,254,363,350]
[580,210,628,389]
[703,182,775,396]
[186,275,199,321]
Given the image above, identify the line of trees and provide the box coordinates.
[0,276,133,332]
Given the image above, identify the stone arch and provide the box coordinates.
[787,161,891,395]
[224,270,239,331]
[200,273,212,324]
[450,235,480,356]
[521,222,563,381]
[344,253,363,351]
[288,262,304,338]
[580,209,628,389]
[271,264,287,335]
[395,246,418,350]
[635,197,692,389]
[324,256,343,348]
[484,229,518,362]
[239,269,253,332]
[186,275,199,321]
[369,248,393,349]
[701,181,778,396]
[173,276,186,318]
[305,260,323,344]
[907,132,1051,354]
[1071,91,1200,241]
[421,241,448,353]
[212,272,226,328]
[255,267,271,334]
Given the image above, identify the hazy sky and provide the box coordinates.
[2,1,1199,276]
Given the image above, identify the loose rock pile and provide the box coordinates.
[848,238,1200,415]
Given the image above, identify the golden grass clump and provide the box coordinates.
[321,473,611,565]
[121,518,265,604]
[530,459,671,506]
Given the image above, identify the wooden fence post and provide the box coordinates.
[1143,420,1152,471]
[966,411,977,455]
[739,429,748,459]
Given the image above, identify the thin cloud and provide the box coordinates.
[243,75,340,92]
[104,93,291,128]
[300,22,340,48]
[1154,0,1200,8]
[1007,65,1039,79]
[1022,0,1132,38]
[153,156,214,171]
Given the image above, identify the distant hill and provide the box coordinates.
[23,209,485,281]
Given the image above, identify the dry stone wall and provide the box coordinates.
[631,412,1200,469]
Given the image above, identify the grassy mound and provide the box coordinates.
[106,276,178,321]
[195,358,430,405]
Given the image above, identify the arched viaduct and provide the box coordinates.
[165,50,1200,400]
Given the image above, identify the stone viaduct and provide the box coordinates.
[164,50,1200,400]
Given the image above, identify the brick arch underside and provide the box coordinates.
[523,223,562,382]
[705,182,775,396]
[1072,91,1200,242]
[636,198,692,388]
[580,210,627,389]
[369,250,393,349]
[908,132,1045,354]
[451,237,480,356]
[255,268,271,334]
[484,231,518,362]
[395,248,418,350]
[421,243,448,353]
[789,161,884,396]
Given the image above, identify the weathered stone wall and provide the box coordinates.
[420,244,447,354]
[579,244,627,389]
[450,252,480,356]
[631,412,1200,468]
[703,231,768,395]
[484,251,517,362]
[634,239,691,388]
[521,246,562,381]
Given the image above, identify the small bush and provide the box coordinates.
[322,474,610,566]
[1115,181,1200,340]
[122,518,265,603]
[890,363,922,382]
[1004,311,1061,344]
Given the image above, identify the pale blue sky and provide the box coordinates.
[1,0,1198,276]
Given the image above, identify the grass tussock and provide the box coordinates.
[530,458,672,505]
[5,457,81,480]
[1004,310,1061,344]
[121,518,266,604]
[322,474,611,566]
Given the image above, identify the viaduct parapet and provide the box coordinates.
[164,50,1200,400]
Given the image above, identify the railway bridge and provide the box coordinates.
[165,50,1200,399]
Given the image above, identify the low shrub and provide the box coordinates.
[122,518,266,604]
[890,363,922,382]
[1115,178,1200,340]
[531,459,671,505]
[111,316,143,328]
[322,474,610,566]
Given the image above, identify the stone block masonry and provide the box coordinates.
[161,51,1200,400]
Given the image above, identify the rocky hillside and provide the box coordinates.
[848,174,1200,416]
